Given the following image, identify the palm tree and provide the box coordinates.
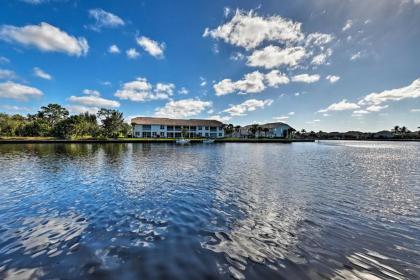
[248,124,258,138]
[223,123,234,136]
[257,126,263,138]
[401,126,408,134]
[263,127,270,137]
[393,125,400,134]
[234,125,241,137]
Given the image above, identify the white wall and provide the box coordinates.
[133,124,224,138]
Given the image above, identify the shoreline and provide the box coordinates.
[0,138,314,144]
[1,138,419,144]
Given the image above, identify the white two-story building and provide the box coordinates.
[131,117,225,138]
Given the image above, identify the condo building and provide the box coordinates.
[131,117,225,138]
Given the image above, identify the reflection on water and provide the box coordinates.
[0,141,419,279]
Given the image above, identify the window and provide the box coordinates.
[205,126,209,130]
[175,126,181,131]
[198,132,202,137]
[152,132,157,137]
[167,126,173,131]
[198,126,202,130]
[190,126,196,131]
[210,127,217,132]
[142,125,151,130]
[205,133,209,137]
[160,125,165,130]
[135,132,140,136]
[219,133,222,137]
[142,132,151,138]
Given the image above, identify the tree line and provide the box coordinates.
[0,104,132,139]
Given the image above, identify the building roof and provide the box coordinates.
[131,117,224,127]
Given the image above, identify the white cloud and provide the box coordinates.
[136,36,165,58]
[0,81,43,100]
[68,95,120,108]
[224,7,231,18]
[305,32,334,46]
[359,78,420,106]
[203,9,304,50]
[178,87,189,95]
[306,119,321,124]
[352,110,369,115]
[66,105,100,115]
[108,44,120,54]
[115,77,175,102]
[273,115,289,121]
[366,105,388,112]
[208,114,231,122]
[318,99,360,113]
[342,20,353,31]
[0,22,88,56]
[410,108,420,112]
[247,45,306,69]
[83,89,100,96]
[326,75,340,83]
[351,51,361,60]
[88,9,124,31]
[0,104,31,112]
[100,81,112,86]
[33,67,52,80]
[223,99,273,116]
[20,0,48,4]
[126,48,139,59]
[292,74,320,83]
[265,70,289,87]
[311,48,332,65]
[200,77,207,87]
[214,71,266,96]
[154,99,212,118]
[0,56,9,64]
[0,69,17,80]
[230,52,245,61]
[288,111,295,115]
[155,82,175,96]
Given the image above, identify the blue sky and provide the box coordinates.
[0,0,419,132]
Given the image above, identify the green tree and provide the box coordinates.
[181,127,188,138]
[52,113,99,139]
[248,124,259,138]
[223,123,234,136]
[97,108,124,138]
[0,113,27,136]
[19,118,51,137]
[257,126,263,138]
[263,127,270,137]
[38,104,69,127]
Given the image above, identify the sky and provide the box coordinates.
[0,0,419,132]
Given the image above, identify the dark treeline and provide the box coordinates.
[293,126,420,140]
[0,104,132,139]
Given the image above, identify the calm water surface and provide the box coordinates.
[0,141,419,279]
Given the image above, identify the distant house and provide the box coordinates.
[373,130,394,139]
[234,122,294,138]
[131,117,224,138]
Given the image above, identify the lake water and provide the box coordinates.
[0,141,419,279]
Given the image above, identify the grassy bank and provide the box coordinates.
[0,137,315,144]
